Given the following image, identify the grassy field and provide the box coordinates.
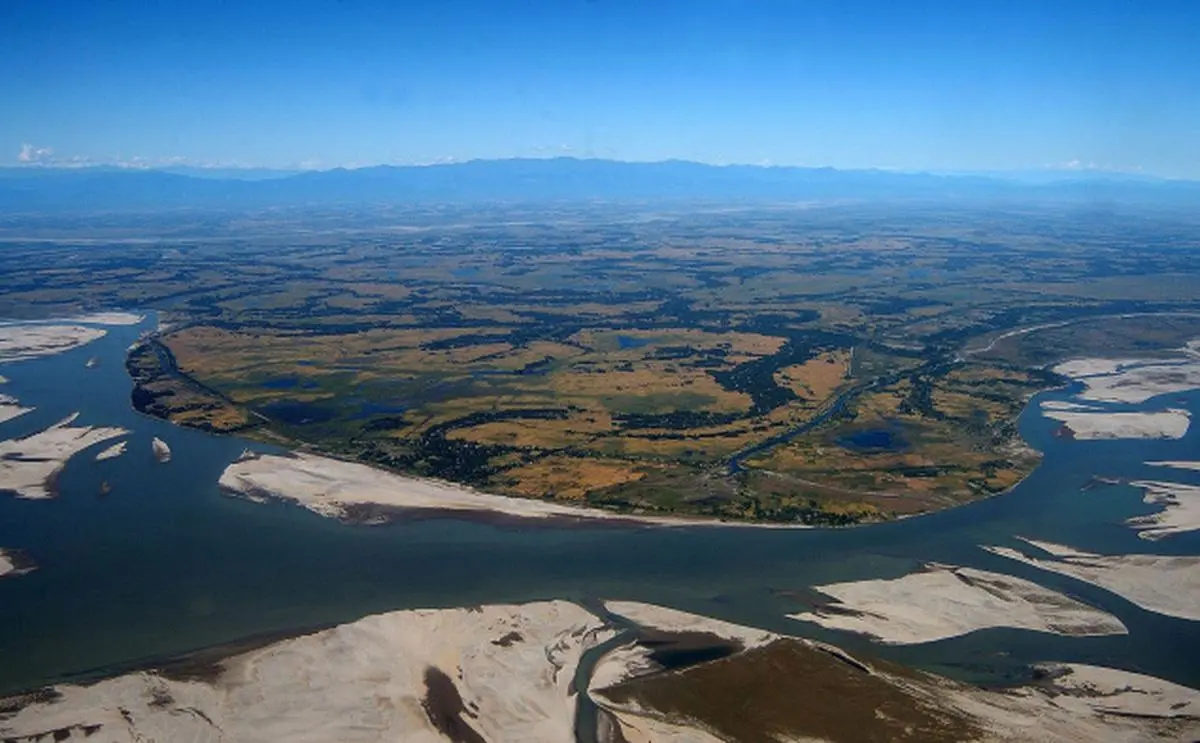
[3,202,1198,523]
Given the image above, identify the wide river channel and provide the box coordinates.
[1,315,1198,695]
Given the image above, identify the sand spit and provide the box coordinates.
[68,311,145,326]
[218,451,807,527]
[0,394,32,425]
[1148,459,1200,471]
[588,605,1199,743]
[1126,480,1200,540]
[1054,353,1200,404]
[0,601,612,743]
[94,441,127,462]
[1041,406,1190,440]
[151,437,171,463]
[0,324,106,364]
[0,414,128,499]
[0,548,35,579]
[604,600,779,649]
[985,538,1200,622]
[787,563,1126,645]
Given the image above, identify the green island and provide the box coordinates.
[4,202,1199,524]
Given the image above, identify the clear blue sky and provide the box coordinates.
[3,0,1198,176]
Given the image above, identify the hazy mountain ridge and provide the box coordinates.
[1,158,1196,211]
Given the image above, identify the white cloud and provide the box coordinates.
[17,143,55,163]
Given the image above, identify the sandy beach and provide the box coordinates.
[218,450,808,528]
[151,436,171,463]
[787,563,1126,644]
[985,538,1200,621]
[0,414,128,499]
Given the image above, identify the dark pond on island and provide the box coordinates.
[0,313,1198,696]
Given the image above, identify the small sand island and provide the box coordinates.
[1054,349,1200,404]
[986,538,1200,622]
[1127,479,1200,540]
[0,414,128,499]
[3,600,1196,742]
[94,440,127,462]
[787,563,1126,644]
[151,437,171,463]
[217,451,801,527]
[0,548,35,579]
[0,393,32,425]
[1041,401,1191,440]
[0,324,107,363]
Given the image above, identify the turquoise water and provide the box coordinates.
[0,317,1197,694]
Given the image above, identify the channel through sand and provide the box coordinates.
[985,538,1200,622]
[3,601,1197,743]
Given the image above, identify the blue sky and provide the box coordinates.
[3,0,1198,177]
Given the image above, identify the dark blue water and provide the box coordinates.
[0,316,1198,695]
[615,335,651,350]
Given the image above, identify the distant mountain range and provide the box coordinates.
[0,158,1196,211]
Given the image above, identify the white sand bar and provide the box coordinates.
[151,437,171,463]
[68,311,145,326]
[787,563,1126,644]
[605,600,779,649]
[0,324,106,363]
[1054,354,1200,404]
[985,538,1200,621]
[1126,480,1200,540]
[1041,663,1200,720]
[0,601,611,743]
[0,394,32,425]
[0,415,128,499]
[1042,407,1190,439]
[94,441,127,462]
[218,451,793,527]
[1147,460,1200,471]
[0,548,33,579]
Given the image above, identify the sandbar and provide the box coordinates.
[1126,480,1200,540]
[94,441,127,462]
[985,538,1200,621]
[787,563,1126,644]
[0,394,32,425]
[151,437,171,463]
[1041,406,1190,439]
[0,601,611,743]
[68,311,145,326]
[605,600,779,649]
[0,414,128,499]
[0,324,107,364]
[0,548,35,579]
[218,450,808,527]
[1054,354,1200,404]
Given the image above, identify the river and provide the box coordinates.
[0,314,1198,697]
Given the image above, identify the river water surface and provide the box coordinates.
[1,316,1198,694]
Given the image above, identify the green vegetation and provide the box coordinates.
[2,202,1198,523]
